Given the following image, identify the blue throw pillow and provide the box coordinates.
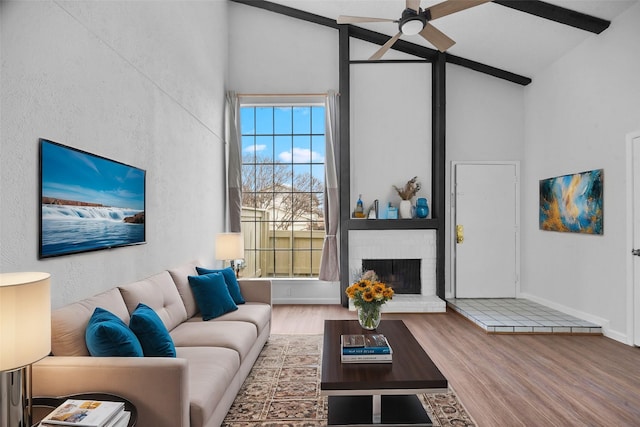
[130,303,176,357]
[196,266,245,305]
[85,307,143,357]
[188,272,238,320]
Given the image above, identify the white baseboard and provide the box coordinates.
[272,297,341,305]
[519,292,629,344]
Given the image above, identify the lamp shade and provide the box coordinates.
[0,272,51,372]
[215,233,244,261]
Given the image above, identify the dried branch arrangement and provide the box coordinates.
[393,176,421,200]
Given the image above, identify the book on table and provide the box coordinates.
[39,399,125,427]
[340,334,393,363]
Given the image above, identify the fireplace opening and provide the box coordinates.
[361,259,421,294]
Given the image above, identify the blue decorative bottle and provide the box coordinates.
[415,197,429,218]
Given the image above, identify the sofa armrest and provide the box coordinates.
[238,279,272,305]
[32,356,189,427]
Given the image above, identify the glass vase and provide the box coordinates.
[357,305,382,330]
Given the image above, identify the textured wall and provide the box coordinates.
[522,2,640,341]
[0,1,228,308]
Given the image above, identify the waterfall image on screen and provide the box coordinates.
[39,139,146,258]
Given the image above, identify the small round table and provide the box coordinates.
[31,393,137,427]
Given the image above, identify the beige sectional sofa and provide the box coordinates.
[32,261,272,427]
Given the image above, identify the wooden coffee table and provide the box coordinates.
[321,320,448,426]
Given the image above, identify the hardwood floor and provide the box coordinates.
[272,304,640,426]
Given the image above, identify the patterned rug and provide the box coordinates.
[223,335,476,427]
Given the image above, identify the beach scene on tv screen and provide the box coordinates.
[40,140,145,257]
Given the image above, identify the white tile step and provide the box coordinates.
[349,294,446,313]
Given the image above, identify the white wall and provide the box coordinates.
[446,65,525,296]
[350,62,432,217]
[227,2,338,93]
[522,3,640,341]
[0,1,228,308]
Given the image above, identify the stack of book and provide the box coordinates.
[340,333,393,363]
[38,399,131,427]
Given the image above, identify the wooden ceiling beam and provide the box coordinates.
[230,0,532,86]
[493,0,610,34]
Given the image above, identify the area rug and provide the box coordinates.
[222,334,476,427]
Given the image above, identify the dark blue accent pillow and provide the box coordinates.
[85,307,143,357]
[188,272,238,321]
[196,266,245,305]
[129,303,176,357]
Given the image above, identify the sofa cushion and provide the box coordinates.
[187,303,271,336]
[119,271,187,332]
[86,307,143,357]
[167,261,200,319]
[51,288,131,356]
[188,273,238,320]
[170,320,257,362]
[130,303,177,357]
[196,266,245,305]
[175,346,240,427]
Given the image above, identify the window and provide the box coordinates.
[240,105,325,277]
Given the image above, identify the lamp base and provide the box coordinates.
[0,368,30,427]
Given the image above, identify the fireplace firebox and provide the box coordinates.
[361,259,421,294]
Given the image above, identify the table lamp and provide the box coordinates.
[0,272,51,427]
[215,233,244,277]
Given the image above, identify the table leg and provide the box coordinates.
[372,394,381,424]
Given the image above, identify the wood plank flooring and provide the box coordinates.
[272,304,640,426]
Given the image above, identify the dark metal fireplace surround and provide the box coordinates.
[361,259,421,294]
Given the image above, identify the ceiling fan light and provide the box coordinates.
[400,18,425,35]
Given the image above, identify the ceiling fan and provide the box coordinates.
[337,0,491,60]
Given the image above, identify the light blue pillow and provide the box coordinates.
[85,307,143,357]
[129,303,176,357]
[196,266,245,305]
[188,272,238,321]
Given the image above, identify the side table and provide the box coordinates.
[31,393,137,427]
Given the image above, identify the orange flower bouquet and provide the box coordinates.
[345,270,394,330]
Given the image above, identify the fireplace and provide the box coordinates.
[348,229,445,312]
[362,259,421,294]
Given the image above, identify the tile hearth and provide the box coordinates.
[349,294,446,313]
[447,298,602,335]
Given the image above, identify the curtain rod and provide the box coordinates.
[236,92,333,98]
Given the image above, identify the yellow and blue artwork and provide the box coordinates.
[539,169,603,234]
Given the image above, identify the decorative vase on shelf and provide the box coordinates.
[399,200,412,219]
[357,305,382,330]
[415,197,429,218]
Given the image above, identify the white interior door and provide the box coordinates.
[632,135,640,346]
[454,162,519,298]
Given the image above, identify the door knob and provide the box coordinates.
[632,249,640,256]
[456,225,464,244]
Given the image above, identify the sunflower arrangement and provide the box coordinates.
[346,270,393,309]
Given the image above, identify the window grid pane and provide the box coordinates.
[240,105,325,278]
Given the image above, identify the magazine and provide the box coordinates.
[40,400,124,427]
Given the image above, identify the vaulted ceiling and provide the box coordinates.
[234,0,637,83]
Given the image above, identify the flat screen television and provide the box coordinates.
[39,139,146,258]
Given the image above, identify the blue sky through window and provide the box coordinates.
[240,106,325,183]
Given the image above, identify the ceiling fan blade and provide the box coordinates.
[419,23,455,52]
[406,0,421,12]
[426,0,491,20]
[337,15,396,24]
[369,32,402,60]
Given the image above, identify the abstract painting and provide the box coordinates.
[539,169,603,234]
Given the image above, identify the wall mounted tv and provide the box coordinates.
[39,139,146,258]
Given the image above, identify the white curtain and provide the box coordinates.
[225,91,242,232]
[319,90,340,281]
